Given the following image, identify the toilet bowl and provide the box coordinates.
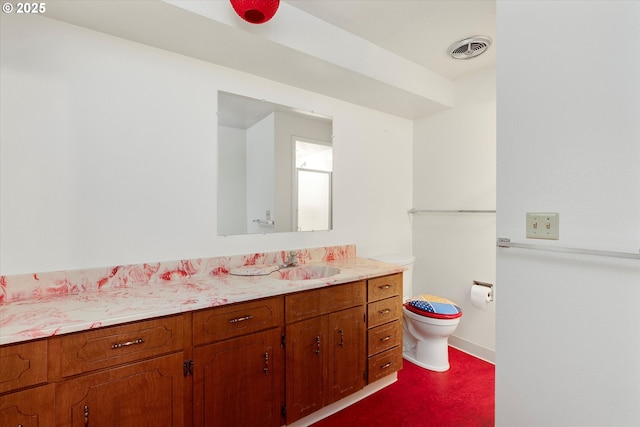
[370,254,462,372]
[402,295,462,372]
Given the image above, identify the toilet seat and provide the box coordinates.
[404,294,462,320]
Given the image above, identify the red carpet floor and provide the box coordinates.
[311,347,495,427]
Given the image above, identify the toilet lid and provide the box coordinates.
[404,294,462,319]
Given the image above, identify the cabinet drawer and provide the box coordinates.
[367,319,402,357]
[194,296,284,346]
[286,281,366,324]
[367,347,402,383]
[367,296,401,328]
[0,340,48,393]
[50,314,184,378]
[367,274,402,302]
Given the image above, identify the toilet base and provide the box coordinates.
[402,339,451,372]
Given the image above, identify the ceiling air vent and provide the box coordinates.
[448,36,492,60]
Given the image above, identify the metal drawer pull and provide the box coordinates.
[380,335,392,342]
[379,308,391,315]
[111,338,144,349]
[339,329,344,347]
[315,336,321,355]
[229,315,254,323]
[264,351,269,375]
[84,405,89,427]
[378,284,392,290]
[380,362,393,369]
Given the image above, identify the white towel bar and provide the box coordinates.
[408,209,496,214]
[497,238,640,260]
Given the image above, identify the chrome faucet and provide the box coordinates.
[281,251,298,268]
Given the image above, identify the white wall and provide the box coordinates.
[0,14,413,275]
[496,2,640,426]
[413,66,496,361]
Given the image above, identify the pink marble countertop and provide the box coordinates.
[0,258,403,346]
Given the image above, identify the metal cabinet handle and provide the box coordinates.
[380,335,392,342]
[84,405,89,427]
[315,336,321,355]
[380,362,393,369]
[111,338,144,349]
[264,351,269,375]
[378,308,391,315]
[338,329,344,347]
[378,284,392,290]
[229,315,254,323]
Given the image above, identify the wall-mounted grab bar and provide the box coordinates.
[497,238,640,260]
[408,208,496,214]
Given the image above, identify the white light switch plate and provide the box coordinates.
[526,212,559,240]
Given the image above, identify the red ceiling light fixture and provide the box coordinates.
[229,0,280,24]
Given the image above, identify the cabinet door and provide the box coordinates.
[285,316,327,424]
[55,353,184,427]
[0,383,54,427]
[193,328,284,427]
[327,306,366,405]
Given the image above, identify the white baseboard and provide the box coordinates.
[448,335,495,364]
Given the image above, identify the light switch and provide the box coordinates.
[526,212,559,240]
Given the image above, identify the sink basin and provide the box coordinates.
[275,266,340,281]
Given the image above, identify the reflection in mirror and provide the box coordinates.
[217,92,333,235]
[295,138,332,231]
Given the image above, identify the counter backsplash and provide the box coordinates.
[0,244,356,304]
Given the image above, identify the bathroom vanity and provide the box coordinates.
[0,246,403,427]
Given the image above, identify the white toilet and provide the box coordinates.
[370,254,462,372]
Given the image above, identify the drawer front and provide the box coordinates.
[0,340,48,393]
[367,296,401,328]
[286,281,366,324]
[367,347,403,383]
[52,314,184,378]
[367,273,402,302]
[194,296,284,346]
[367,319,402,357]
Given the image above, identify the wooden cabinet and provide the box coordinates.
[49,315,184,380]
[285,282,366,424]
[0,340,48,393]
[0,383,55,427]
[0,271,400,426]
[192,296,284,427]
[0,340,53,426]
[366,273,403,383]
[55,353,184,427]
[51,315,185,427]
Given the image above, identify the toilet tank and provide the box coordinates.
[369,254,415,302]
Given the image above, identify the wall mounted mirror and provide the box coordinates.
[217,92,333,235]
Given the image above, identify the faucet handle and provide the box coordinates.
[287,251,298,265]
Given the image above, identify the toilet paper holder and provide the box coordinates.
[473,280,494,301]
